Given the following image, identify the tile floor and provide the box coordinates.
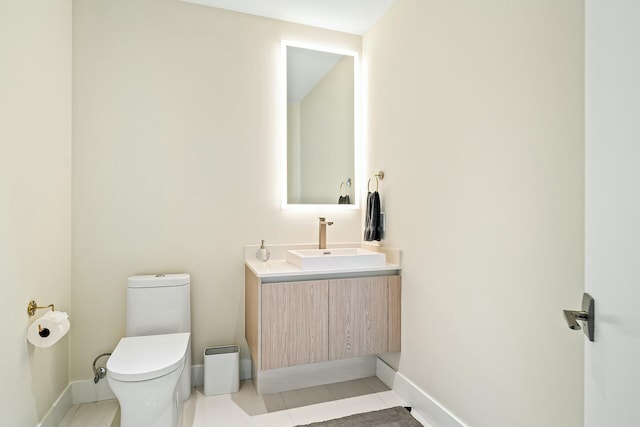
[183,377,431,427]
[61,377,430,427]
[59,399,119,427]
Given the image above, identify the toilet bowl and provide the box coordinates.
[108,274,192,426]
[107,332,190,427]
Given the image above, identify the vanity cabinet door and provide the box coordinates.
[329,276,389,360]
[261,280,329,370]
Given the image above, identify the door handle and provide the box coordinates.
[563,293,595,341]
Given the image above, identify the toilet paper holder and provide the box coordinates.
[27,300,55,317]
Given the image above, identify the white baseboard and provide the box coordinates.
[36,383,72,427]
[376,358,467,427]
[71,378,116,404]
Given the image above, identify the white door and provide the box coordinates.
[585,1,640,426]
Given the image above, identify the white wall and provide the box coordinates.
[364,1,584,426]
[71,0,361,381]
[0,0,72,424]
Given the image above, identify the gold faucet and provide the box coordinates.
[318,217,334,249]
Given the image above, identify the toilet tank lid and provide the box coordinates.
[128,273,190,288]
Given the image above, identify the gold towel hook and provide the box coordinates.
[367,171,384,193]
[27,300,55,317]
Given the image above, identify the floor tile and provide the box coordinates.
[376,389,409,408]
[263,392,288,413]
[191,392,253,427]
[363,375,391,392]
[280,385,334,409]
[188,387,294,427]
[182,390,197,427]
[327,379,373,400]
[59,400,119,427]
[247,410,295,427]
[59,404,80,427]
[230,380,267,416]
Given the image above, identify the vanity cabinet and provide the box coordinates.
[245,268,401,372]
[329,276,388,360]
[261,280,329,370]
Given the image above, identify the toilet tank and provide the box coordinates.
[126,273,191,337]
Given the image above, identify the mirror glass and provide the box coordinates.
[282,42,359,208]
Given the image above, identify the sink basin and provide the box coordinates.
[286,248,386,270]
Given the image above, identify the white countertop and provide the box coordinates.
[244,242,401,280]
[246,259,401,279]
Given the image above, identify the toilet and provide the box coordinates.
[107,274,192,427]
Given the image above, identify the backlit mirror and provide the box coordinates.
[281,41,360,208]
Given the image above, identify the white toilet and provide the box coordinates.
[107,273,192,427]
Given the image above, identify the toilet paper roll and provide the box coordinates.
[27,311,70,348]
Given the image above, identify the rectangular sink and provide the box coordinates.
[286,248,386,270]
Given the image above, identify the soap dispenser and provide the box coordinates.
[255,240,271,262]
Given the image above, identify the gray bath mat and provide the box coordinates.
[295,406,423,427]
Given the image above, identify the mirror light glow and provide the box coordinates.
[280,40,361,210]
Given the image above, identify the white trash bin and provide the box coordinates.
[203,345,240,396]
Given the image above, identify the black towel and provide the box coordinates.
[338,194,351,204]
[364,191,382,241]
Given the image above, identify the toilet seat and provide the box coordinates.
[107,332,190,382]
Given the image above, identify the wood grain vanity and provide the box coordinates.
[244,244,401,394]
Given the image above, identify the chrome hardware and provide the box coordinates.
[93,367,106,384]
[563,293,595,342]
[563,310,588,330]
[92,352,112,384]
